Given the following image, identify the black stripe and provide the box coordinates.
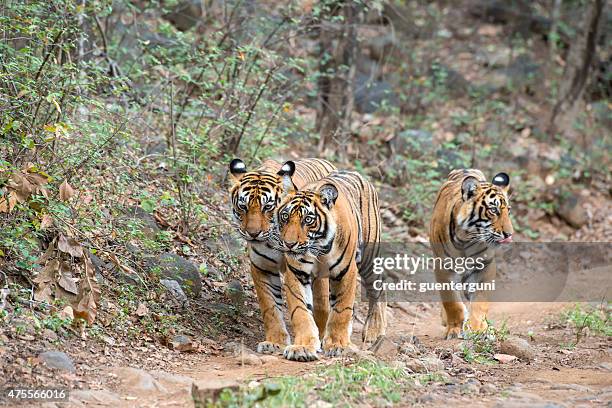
[252,246,277,263]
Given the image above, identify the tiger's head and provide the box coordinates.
[271,176,337,257]
[455,172,513,246]
[229,158,296,242]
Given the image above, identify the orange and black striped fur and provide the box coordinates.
[229,158,336,354]
[429,169,513,339]
[270,166,387,361]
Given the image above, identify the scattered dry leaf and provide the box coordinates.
[59,180,75,202]
[58,234,84,258]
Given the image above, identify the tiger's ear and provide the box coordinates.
[491,172,510,193]
[277,161,296,196]
[461,176,480,201]
[319,183,338,209]
[229,159,247,183]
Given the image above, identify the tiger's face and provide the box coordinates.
[455,173,513,246]
[272,184,338,256]
[229,159,296,242]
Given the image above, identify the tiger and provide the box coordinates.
[429,169,513,339]
[228,158,336,354]
[270,165,387,361]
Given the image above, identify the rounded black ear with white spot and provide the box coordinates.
[461,176,480,201]
[229,158,247,183]
[277,161,296,196]
[319,183,338,209]
[492,172,510,192]
[277,161,296,177]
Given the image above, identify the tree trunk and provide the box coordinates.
[316,1,361,157]
[549,0,605,137]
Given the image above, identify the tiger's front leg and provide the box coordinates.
[248,245,289,354]
[323,259,358,357]
[283,260,320,362]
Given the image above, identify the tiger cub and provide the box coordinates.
[429,169,513,339]
[228,158,336,354]
[271,166,387,361]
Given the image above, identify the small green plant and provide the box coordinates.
[562,303,611,344]
[461,320,509,364]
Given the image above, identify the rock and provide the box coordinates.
[38,351,75,373]
[70,390,122,406]
[494,353,518,364]
[192,379,239,406]
[499,336,535,362]
[147,253,202,297]
[429,63,471,98]
[163,0,203,31]
[481,383,498,394]
[111,367,166,392]
[161,279,188,303]
[70,390,121,406]
[405,356,445,373]
[461,382,481,395]
[556,193,588,229]
[369,336,399,360]
[389,129,434,157]
[237,353,262,366]
[260,355,279,364]
[205,232,244,257]
[550,383,591,392]
[436,148,468,176]
[354,74,399,114]
[150,370,194,390]
[169,335,195,352]
[226,280,245,305]
[41,329,59,343]
[122,206,160,239]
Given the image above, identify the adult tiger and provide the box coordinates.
[228,158,336,354]
[271,166,387,361]
[429,169,513,339]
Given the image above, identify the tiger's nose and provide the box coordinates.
[247,231,260,239]
[285,241,297,249]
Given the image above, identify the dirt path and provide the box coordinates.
[59,301,610,407]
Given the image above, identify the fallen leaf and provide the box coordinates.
[40,214,53,230]
[58,265,79,295]
[72,256,100,324]
[57,234,84,258]
[59,305,74,320]
[59,180,75,202]
[494,353,518,364]
[135,302,149,317]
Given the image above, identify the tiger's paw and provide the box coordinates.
[324,345,347,358]
[283,345,319,362]
[444,326,463,340]
[257,341,285,354]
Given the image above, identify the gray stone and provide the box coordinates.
[429,63,471,98]
[499,336,535,362]
[369,335,399,360]
[354,74,399,114]
[161,279,188,303]
[38,351,75,373]
[556,192,588,229]
[481,383,498,394]
[148,253,202,297]
[389,129,434,157]
[41,329,59,343]
[122,206,160,239]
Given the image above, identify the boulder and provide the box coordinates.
[111,367,166,392]
[147,253,202,297]
[122,206,160,239]
[556,192,588,229]
[192,379,239,407]
[499,336,535,362]
[354,74,399,114]
[161,279,188,303]
[38,351,75,373]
